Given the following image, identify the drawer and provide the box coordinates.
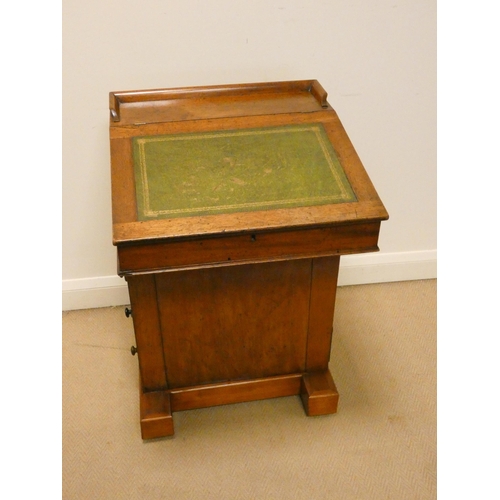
[117,221,380,274]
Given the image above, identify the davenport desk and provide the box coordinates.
[109,80,388,439]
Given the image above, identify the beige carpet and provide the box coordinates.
[63,279,436,499]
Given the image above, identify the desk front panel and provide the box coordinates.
[155,259,311,389]
[117,221,381,275]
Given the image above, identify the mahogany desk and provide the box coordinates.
[109,80,388,439]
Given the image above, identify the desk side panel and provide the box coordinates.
[126,274,168,391]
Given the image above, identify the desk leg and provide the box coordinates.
[139,386,174,439]
[300,256,340,416]
[300,370,339,416]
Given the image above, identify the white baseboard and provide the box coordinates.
[62,250,436,311]
[62,276,130,312]
[337,250,437,286]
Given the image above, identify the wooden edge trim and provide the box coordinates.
[117,246,380,278]
[109,80,319,122]
[109,92,121,122]
[309,80,328,107]
[169,374,303,412]
[108,108,338,139]
[110,137,137,223]
[112,201,388,244]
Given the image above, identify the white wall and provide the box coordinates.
[62,0,436,310]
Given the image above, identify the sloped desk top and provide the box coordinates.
[110,80,388,250]
[132,124,356,220]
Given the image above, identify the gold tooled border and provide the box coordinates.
[135,124,356,218]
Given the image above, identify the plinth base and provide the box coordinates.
[139,370,338,439]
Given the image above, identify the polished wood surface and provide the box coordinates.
[116,222,381,275]
[301,371,339,416]
[170,374,303,413]
[109,80,388,438]
[125,274,167,391]
[156,260,310,389]
[140,385,174,439]
[306,256,340,372]
[110,80,328,123]
[110,109,387,243]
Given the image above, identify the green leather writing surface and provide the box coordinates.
[132,124,356,220]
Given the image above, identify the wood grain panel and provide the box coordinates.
[110,137,137,224]
[306,256,341,371]
[126,274,167,391]
[139,386,174,439]
[170,374,303,412]
[117,222,381,275]
[155,260,311,389]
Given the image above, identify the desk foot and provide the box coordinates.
[140,388,174,439]
[300,370,339,416]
